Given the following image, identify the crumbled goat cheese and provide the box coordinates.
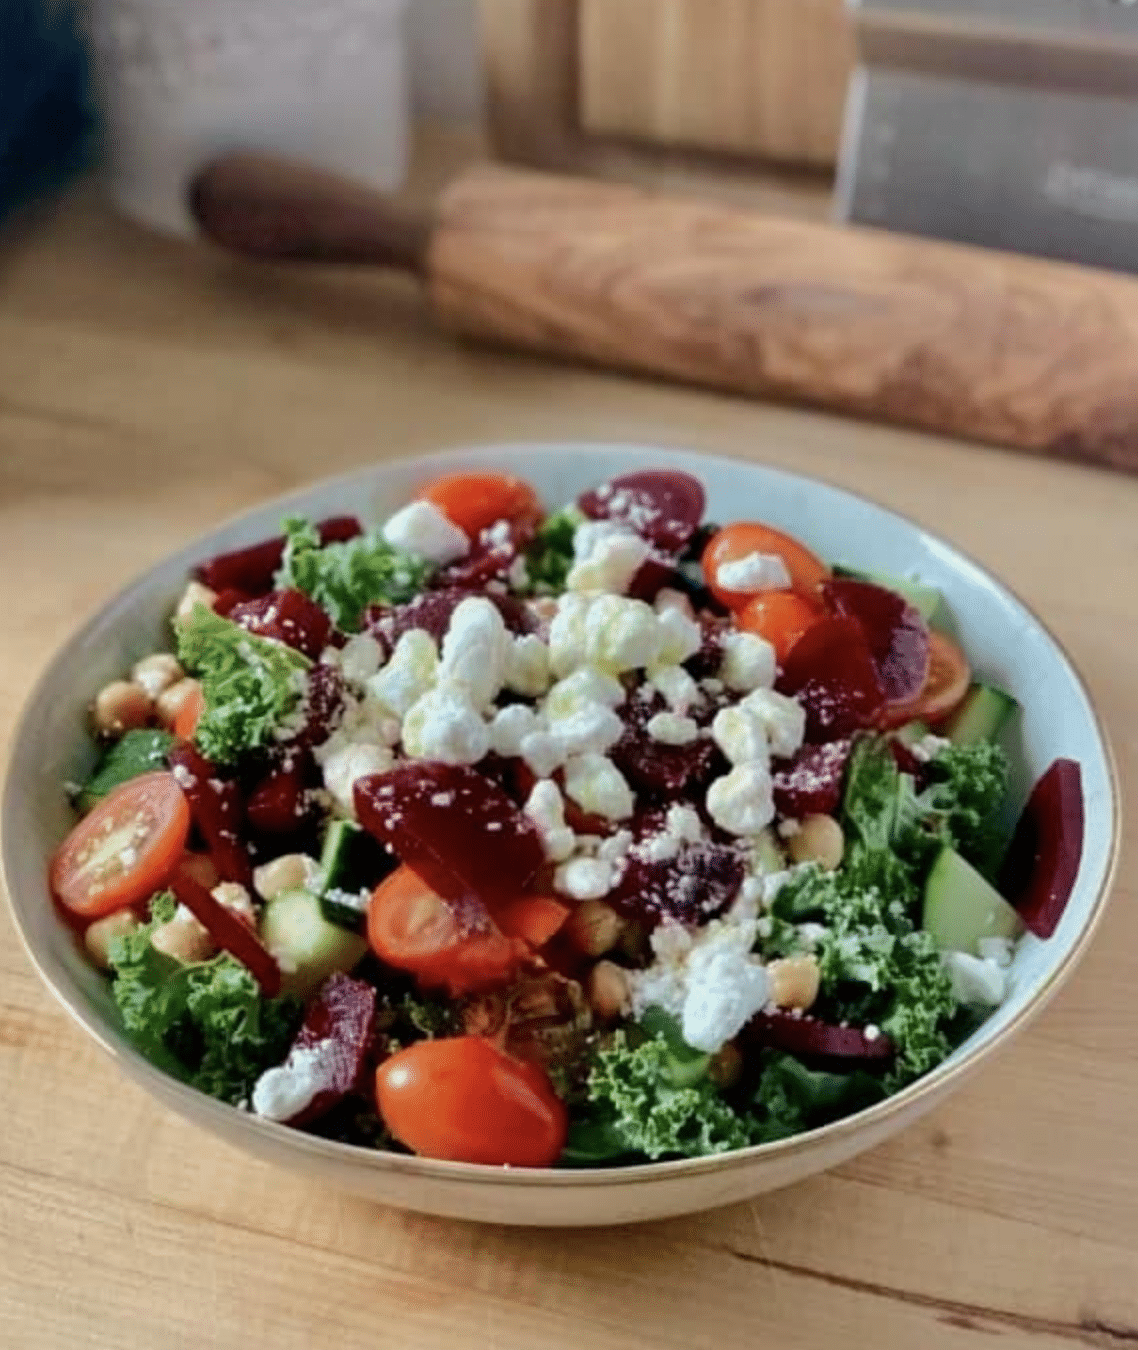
[977,936,1015,968]
[739,688,806,759]
[366,630,439,718]
[381,499,470,564]
[562,753,635,821]
[584,595,663,673]
[654,606,702,667]
[666,804,705,844]
[719,631,776,693]
[438,597,510,710]
[647,711,700,746]
[553,855,619,901]
[489,703,541,757]
[544,667,625,719]
[654,588,696,619]
[321,742,394,817]
[566,520,653,594]
[911,733,953,763]
[523,779,576,862]
[545,703,625,758]
[401,686,490,765]
[252,1041,338,1122]
[943,951,1009,1007]
[716,551,793,594]
[547,594,592,677]
[706,762,777,836]
[711,705,771,766]
[649,664,702,714]
[338,634,384,687]
[505,633,552,697]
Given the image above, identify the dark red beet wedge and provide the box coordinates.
[435,517,536,591]
[578,470,705,554]
[777,616,886,742]
[195,515,361,596]
[364,586,535,655]
[772,739,853,818]
[247,762,312,835]
[611,692,721,799]
[167,742,253,887]
[354,764,545,915]
[822,579,930,704]
[229,588,333,660]
[746,1011,894,1062]
[611,841,743,928]
[280,974,378,1127]
[999,758,1085,939]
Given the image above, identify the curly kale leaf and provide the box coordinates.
[276,516,432,631]
[523,507,582,594]
[752,1051,887,1143]
[108,892,302,1104]
[176,604,310,765]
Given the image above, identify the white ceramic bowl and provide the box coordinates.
[1,444,1119,1226]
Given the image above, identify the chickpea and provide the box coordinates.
[252,854,321,902]
[176,581,218,621]
[151,912,216,965]
[156,677,202,731]
[563,900,624,957]
[586,961,629,1021]
[212,881,257,927]
[131,652,183,699]
[83,911,139,970]
[92,680,154,738]
[767,955,821,1012]
[785,814,845,872]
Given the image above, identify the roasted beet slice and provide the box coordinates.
[611,841,743,928]
[435,517,537,591]
[999,758,1085,939]
[167,742,252,886]
[211,588,250,617]
[684,614,730,680]
[291,662,346,751]
[228,588,333,660]
[772,739,853,818]
[247,761,313,835]
[611,692,721,799]
[277,974,379,1127]
[169,858,279,994]
[746,1011,894,1063]
[578,470,705,554]
[195,515,361,596]
[777,616,886,742]
[822,579,930,704]
[364,586,535,654]
[354,764,545,915]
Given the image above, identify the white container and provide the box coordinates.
[88,0,411,236]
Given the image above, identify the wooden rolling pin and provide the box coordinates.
[191,154,1138,473]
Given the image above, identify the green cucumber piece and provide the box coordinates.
[922,846,1023,955]
[944,682,1018,747]
[833,564,942,624]
[76,729,175,813]
[260,888,368,997]
[318,818,362,890]
[894,720,932,748]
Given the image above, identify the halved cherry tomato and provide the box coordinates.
[375,1036,568,1166]
[417,472,543,541]
[173,683,205,740]
[703,522,831,609]
[878,630,971,728]
[495,895,570,947]
[738,589,823,664]
[367,865,528,996]
[50,772,190,919]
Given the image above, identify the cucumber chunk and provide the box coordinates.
[260,888,368,997]
[944,682,1018,747]
[318,818,361,890]
[832,565,942,624]
[922,846,1023,955]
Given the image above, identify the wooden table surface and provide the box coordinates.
[2,136,1136,1350]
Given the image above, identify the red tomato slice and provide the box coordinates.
[495,895,570,948]
[417,473,543,541]
[375,1036,568,1166]
[173,683,205,740]
[703,522,831,609]
[877,630,971,729]
[738,589,823,664]
[367,866,529,996]
[50,772,190,919]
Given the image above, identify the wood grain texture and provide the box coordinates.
[428,165,1138,472]
[578,0,853,167]
[2,132,1138,1347]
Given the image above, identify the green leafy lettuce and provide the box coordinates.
[275,517,432,631]
[108,892,302,1104]
[176,604,310,765]
[75,728,175,812]
[564,1011,755,1163]
[751,1051,886,1143]
[523,507,582,594]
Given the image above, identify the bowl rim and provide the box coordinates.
[1,440,1122,1189]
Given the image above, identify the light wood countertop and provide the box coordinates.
[1,131,1136,1350]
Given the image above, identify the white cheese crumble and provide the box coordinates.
[706,762,777,836]
[584,595,662,673]
[523,779,576,862]
[321,742,394,817]
[942,951,1009,1007]
[739,688,806,759]
[381,500,470,564]
[911,732,953,764]
[544,667,625,718]
[338,634,384,687]
[553,855,618,901]
[252,1041,338,1122]
[654,588,696,619]
[654,606,702,667]
[719,631,777,693]
[366,630,439,718]
[646,711,700,746]
[711,705,771,766]
[716,551,793,594]
[563,753,635,820]
[649,664,702,714]
[505,633,552,697]
[566,520,653,594]
[401,686,490,765]
[545,703,625,758]
[438,597,510,710]
[488,703,541,757]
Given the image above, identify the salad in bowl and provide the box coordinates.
[44,463,1087,1171]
